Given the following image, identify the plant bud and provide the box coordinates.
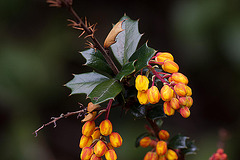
[99,119,112,136]
[171,72,188,85]
[163,102,175,116]
[92,128,101,140]
[147,86,161,104]
[79,135,93,148]
[156,141,167,156]
[170,98,180,110]
[107,142,114,150]
[105,149,117,160]
[166,149,178,160]
[155,52,174,63]
[158,155,167,160]
[160,85,174,101]
[186,96,193,108]
[174,83,187,97]
[144,152,158,160]
[186,85,192,96]
[149,140,157,148]
[140,136,152,148]
[81,147,94,160]
[158,130,170,141]
[135,75,149,92]
[90,154,102,160]
[137,91,149,105]
[178,97,187,106]
[82,121,96,137]
[180,107,190,118]
[109,132,123,148]
[94,140,107,157]
[162,60,179,73]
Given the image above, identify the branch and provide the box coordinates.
[146,117,160,140]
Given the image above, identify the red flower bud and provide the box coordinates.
[81,147,94,160]
[180,106,190,118]
[109,132,123,148]
[139,136,152,148]
[171,72,188,85]
[137,90,149,105]
[99,119,112,136]
[92,128,100,140]
[105,149,117,160]
[158,155,167,160]
[166,149,178,160]
[79,135,93,148]
[163,102,175,116]
[94,140,107,157]
[170,97,180,110]
[144,152,158,160]
[160,85,174,101]
[162,60,179,73]
[178,97,187,106]
[158,130,170,141]
[174,83,187,97]
[155,52,174,63]
[90,154,101,160]
[106,142,114,150]
[156,141,167,156]
[135,75,149,92]
[186,96,193,108]
[82,121,96,137]
[147,86,161,104]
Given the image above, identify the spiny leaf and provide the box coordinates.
[130,105,146,119]
[168,134,189,149]
[181,140,197,155]
[115,61,136,81]
[146,103,166,120]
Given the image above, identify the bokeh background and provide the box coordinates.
[1,0,240,159]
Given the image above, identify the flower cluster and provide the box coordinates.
[139,130,178,160]
[209,148,228,160]
[135,52,193,118]
[80,119,122,160]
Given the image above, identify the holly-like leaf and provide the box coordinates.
[65,72,109,96]
[168,134,189,149]
[88,79,123,104]
[181,140,197,155]
[155,119,164,128]
[129,42,156,72]
[130,105,146,119]
[135,132,150,147]
[81,48,114,76]
[146,104,166,120]
[115,61,136,81]
[111,15,143,66]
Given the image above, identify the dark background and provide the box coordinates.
[1,0,240,159]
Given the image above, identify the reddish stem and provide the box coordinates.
[149,61,164,65]
[105,99,113,119]
[152,76,155,87]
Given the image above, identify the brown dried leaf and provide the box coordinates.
[81,111,97,122]
[87,102,100,112]
[104,20,125,48]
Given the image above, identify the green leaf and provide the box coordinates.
[115,61,136,81]
[88,79,123,104]
[65,72,109,96]
[81,48,114,76]
[130,105,146,119]
[135,132,150,147]
[181,140,197,155]
[146,104,166,120]
[129,42,156,72]
[168,135,189,149]
[111,15,143,66]
[155,119,164,128]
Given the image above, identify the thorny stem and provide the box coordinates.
[68,6,119,75]
[105,99,113,119]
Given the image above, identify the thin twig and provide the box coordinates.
[146,117,160,141]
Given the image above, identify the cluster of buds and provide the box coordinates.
[135,52,193,118]
[80,119,122,160]
[209,148,228,160]
[139,130,178,160]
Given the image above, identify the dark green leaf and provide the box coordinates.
[135,132,150,147]
[168,134,189,149]
[129,42,156,72]
[111,15,143,66]
[155,119,164,128]
[81,48,113,76]
[130,105,146,119]
[181,140,197,155]
[115,61,136,81]
[88,79,123,104]
[65,72,109,96]
[146,104,166,120]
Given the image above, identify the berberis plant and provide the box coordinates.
[33,0,228,160]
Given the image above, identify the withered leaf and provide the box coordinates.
[81,111,97,122]
[87,102,100,112]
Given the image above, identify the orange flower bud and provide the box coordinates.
[171,72,188,85]
[106,142,114,150]
[178,97,187,106]
[156,141,167,156]
[170,97,180,110]
[186,85,192,96]
[81,147,94,160]
[162,60,179,73]
[149,140,157,148]
[186,96,193,108]
[92,128,101,140]
[135,75,149,92]
[163,102,175,116]
[137,90,149,105]
[166,149,178,160]
[105,149,117,160]
[158,155,167,160]
[140,136,152,148]
[94,140,107,157]
[82,121,96,137]
[158,130,170,141]
[90,154,102,160]
[99,119,112,136]
[147,86,161,104]
[180,106,190,118]
[160,85,174,101]
[155,52,174,63]
[144,152,158,160]
[174,83,187,97]
[109,132,123,148]
[79,135,93,148]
